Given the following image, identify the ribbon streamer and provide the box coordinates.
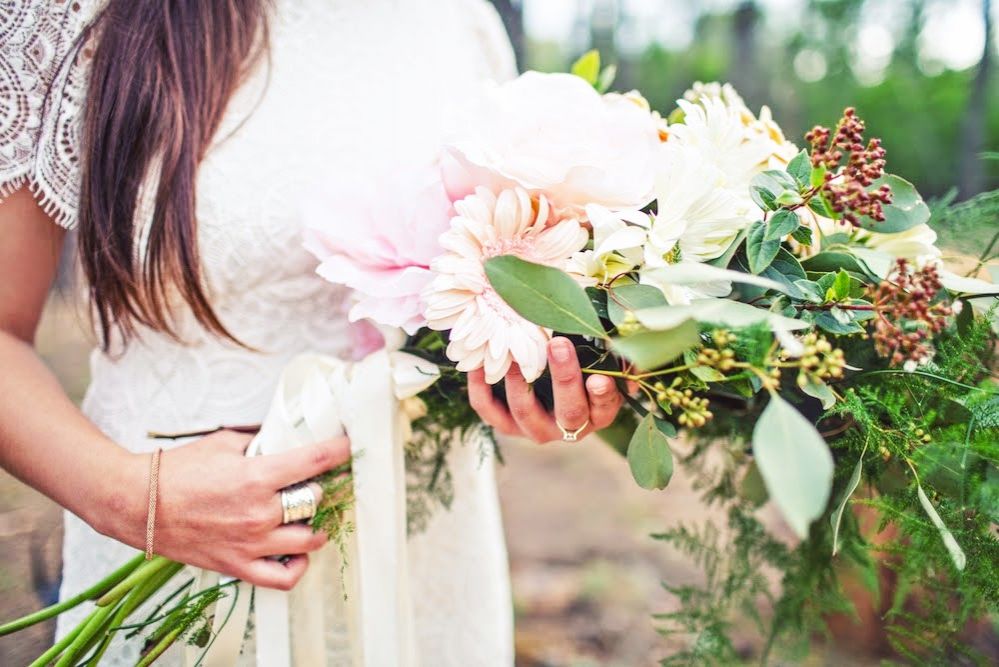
[185,349,438,666]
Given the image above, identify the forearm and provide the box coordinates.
[0,330,142,539]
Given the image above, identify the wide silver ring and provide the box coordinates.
[280,483,317,524]
[556,418,589,442]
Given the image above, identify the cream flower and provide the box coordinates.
[423,187,588,384]
[646,142,755,266]
[566,204,649,286]
[441,71,661,216]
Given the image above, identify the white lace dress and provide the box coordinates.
[1,1,516,664]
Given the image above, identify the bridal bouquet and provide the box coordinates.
[6,52,997,664]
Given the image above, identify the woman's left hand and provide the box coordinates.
[467,336,624,444]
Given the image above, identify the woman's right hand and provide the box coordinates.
[95,429,350,590]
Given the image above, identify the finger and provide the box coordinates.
[255,524,328,558]
[241,554,309,591]
[548,338,590,434]
[467,368,520,435]
[504,364,559,443]
[586,374,624,430]
[269,482,324,527]
[255,438,351,490]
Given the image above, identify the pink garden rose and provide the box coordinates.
[441,71,661,215]
[304,165,452,335]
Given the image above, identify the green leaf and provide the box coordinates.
[484,255,606,338]
[597,409,639,457]
[636,298,809,332]
[571,49,601,85]
[825,269,852,302]
[831,443,867,556]
[607,284,667,328]
[627,413,675,490]
[793,279,825,303]
[738,461,769,507]
[596,64,617,93]
[916,484,967,571]
[800,377,835,409]
[813,310,864,335]
[757,249,807,299]
[802,251,876,279]
[747,220,781,274]
[752,394,834,538]
[750,171,797,212]
[765,210,800,241]
[611,319,700,370]
[685,348,725,382]
[808,192,836,219]
[858,174,930,233]
[810,163,827,189]
[787,150,811,185]
[791,225,814,246]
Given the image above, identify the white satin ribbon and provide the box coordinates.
[185,349,438,666]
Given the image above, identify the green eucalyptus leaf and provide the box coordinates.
[831,443,866,556]
[627,413,675,490]
[752,394,834,538]
[916,485,967,571]
[813,310,864,335]
[484,255,606,338]
[787,150,811,186]
[851,247,895,279]
[791,225,814,246]
[801,377,836,409]
[597,409,639,457]
[611,319,700,370]
[636,298,809,332]
[571,49,601,85]
[685,348,725,382]
[802,251,876,279]
[858,174,930,233]
[765,210,800,241]
[708,227,749,269]
[747,221,781,274]
[607,284,668,327]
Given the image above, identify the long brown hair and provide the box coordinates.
[79,0,270,348]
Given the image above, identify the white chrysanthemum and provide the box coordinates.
[646,142,755,266]
[668,97,777,197]
[423,187,588,384]
[682,81,800,170]
[565,204,649,286]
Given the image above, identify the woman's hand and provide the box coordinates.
[468,336,624,444]
[96,430,350,590]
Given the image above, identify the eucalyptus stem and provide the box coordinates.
[0,552,146,636]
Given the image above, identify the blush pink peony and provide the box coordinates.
[303,165,452,335]
[441,71,661,216]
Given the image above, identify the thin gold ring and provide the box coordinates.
[556,418,589,442]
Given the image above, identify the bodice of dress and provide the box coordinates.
[0,0,516,443]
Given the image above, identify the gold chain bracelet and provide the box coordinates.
[145,448,163,560]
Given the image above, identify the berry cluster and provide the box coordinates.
[794,333,846,388]
[653,379,713,428]
[805,108,892,227]
[867,259,952,366]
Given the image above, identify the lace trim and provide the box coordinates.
[0,0,99,229]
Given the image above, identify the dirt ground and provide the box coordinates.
[0,297,955,666]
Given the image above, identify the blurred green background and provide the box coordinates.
[491,0,998,202]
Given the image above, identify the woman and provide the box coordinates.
[0,0,624,663]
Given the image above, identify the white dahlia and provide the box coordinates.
[423,187,588,384]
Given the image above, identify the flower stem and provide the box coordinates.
[26,620,85,667]
[135,625,184,667]
[0,552,146,636]
[97,556,174,607]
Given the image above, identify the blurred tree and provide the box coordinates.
[959,0,993,198]
[730,1,761,108]
[489,0,525,69]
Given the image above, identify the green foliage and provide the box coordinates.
[484,255,606,338]
[627,413,676,490]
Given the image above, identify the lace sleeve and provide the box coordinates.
[460,0,518,82]
[0,0,97,229]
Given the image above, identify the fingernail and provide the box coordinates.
[590,377,611,395]
[550,338,572,362]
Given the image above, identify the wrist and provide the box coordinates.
[80,447,148,548]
